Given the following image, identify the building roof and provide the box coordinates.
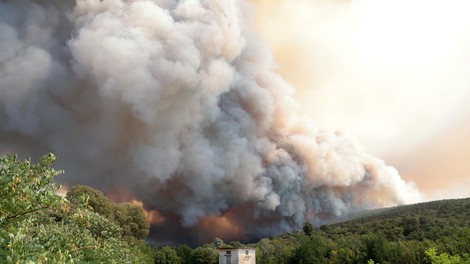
[218,247,256,250]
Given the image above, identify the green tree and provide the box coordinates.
[189,246,218,264]
[66,185,112,217]
[402,216,419,237]
[256,238,275,264]
[289,234,327,264]
[0,153,62,227]
[213,237,225,248]
[176,244,193,264]
[303,222,314,236]
[0,153,154,263]
[155,246,182,264]
[113,203,150,240]
[425,248,467,264]
[67,184,150,240]
[228,240,244,248]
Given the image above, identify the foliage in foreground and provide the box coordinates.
[0,153,154,263]
[66,184,150,240]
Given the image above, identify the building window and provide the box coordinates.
[245,250,249,255]
[226,250,231,255]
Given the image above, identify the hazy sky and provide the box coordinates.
[253,0,470,200]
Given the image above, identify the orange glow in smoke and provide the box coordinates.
[107,186,135,203]
[107,187,165,225]
[146,209,165,225]
[128,199,165,225]
[198,213,246,241]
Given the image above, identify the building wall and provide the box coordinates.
[219,249,236,264]
[237,249,256,264]
[218,248,256,264]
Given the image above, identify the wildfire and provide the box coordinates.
[128,199,165,225]
[103,187,166,225]
[198,213,246,242]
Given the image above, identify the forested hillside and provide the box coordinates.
[323,197,470,242]
[165,199,470,264]
[273,198,470,263]
[150,194,470,263]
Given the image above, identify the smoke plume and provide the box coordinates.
[0,0,420,244]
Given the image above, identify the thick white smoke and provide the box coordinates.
[0,0,420,243]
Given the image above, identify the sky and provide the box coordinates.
[253,0,470,200]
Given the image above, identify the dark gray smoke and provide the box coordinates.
[0,0,420,243]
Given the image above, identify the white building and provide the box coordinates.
[218,248,256,264]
